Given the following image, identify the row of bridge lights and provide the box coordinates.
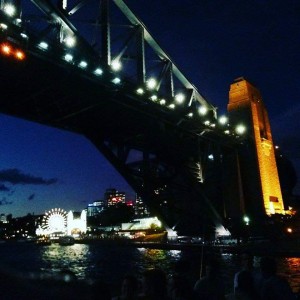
[0,3,247,136]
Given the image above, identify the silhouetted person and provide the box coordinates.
[226,270,260,300]
[194,257,225,300]
[138,268,169,299]
[168,274,195,300]
[259,257,295,300]
[113,274,139,300]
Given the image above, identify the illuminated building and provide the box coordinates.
[228,78,286,216]
[67,210,87,236]
[135,194,150,217]
[87,200,105,217]
[36,208,87,237]
[104,188,125,207]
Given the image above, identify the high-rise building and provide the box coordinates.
[87,201,105,217]
[135,194,150,217]
[104,188,125,207]
[228,77,286,216]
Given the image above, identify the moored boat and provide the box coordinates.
[58,236,75,246]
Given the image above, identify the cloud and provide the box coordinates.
[0,197,13,205]
[28,194,35,201]
[0,169,58,185]
[0,184,10,191]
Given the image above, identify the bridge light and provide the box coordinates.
[15,49,25,60]
[236,124,246,135]
[287,227,293,234]
[199,106,208,115]
[224,130,230,134]
[79,61,87,68]
[20,33,28,39]
[146,78,156,90]
[112,77,121,84]
[159,99,166,105]
[0,23,8,30]
[64,53,73,62]
[3,4,16,17]
[94,68,103,75]
[243,215,250,225]
[1,43,12,55]
[204,120,210,126]
[111,60,121,71]
[175,93,185,104]
[38,41,48,50]
[188,112,193,118]
[208,154,214,160]
[136,88,144,95]
[64,36,76,48]
[150,95,157,101]
[218,115,228,125]
[168,103,175,109]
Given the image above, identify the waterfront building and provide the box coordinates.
[67,210,87,236]
[105,188,125,207]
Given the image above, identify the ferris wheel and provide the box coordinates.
[42,208,68,233]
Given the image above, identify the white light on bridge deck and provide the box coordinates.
[199,106,208,115]
[159,99,166,105]
[204,120,210,126]
[168,103,175,109]
[218,115,228,125]
[64,36,76,48]
[236,124,246,135]
[112,77,121,84]
[150,95,157,101]
[79,61,87,68]
[111,60,121,71]
[38,41,48,50]
[146,78,156,90]
[175,93,185,104]
[64,53,73,62]
[3,4,16,17]
[0,23,8,30]
[136,88,144,95]
[94,68,103,75]
[224,130,230,134]
[20,33,28,39]
[188,112,193,118]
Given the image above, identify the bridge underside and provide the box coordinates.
[0,53,239,235]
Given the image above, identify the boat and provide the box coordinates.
[35,237,51,246]
[58,236,75,246]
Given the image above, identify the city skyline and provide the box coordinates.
[0,0,299,217]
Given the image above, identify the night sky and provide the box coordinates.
[0,0,299,217]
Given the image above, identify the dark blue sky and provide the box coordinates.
[0,0,299,216]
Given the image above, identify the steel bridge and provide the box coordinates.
[0,0,245,235]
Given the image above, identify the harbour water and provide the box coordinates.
[1,242,300,296]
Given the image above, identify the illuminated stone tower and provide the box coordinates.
[228,77,285,216]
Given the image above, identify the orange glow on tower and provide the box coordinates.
[228,78,285,215]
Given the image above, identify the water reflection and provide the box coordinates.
[40,243,91,279]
